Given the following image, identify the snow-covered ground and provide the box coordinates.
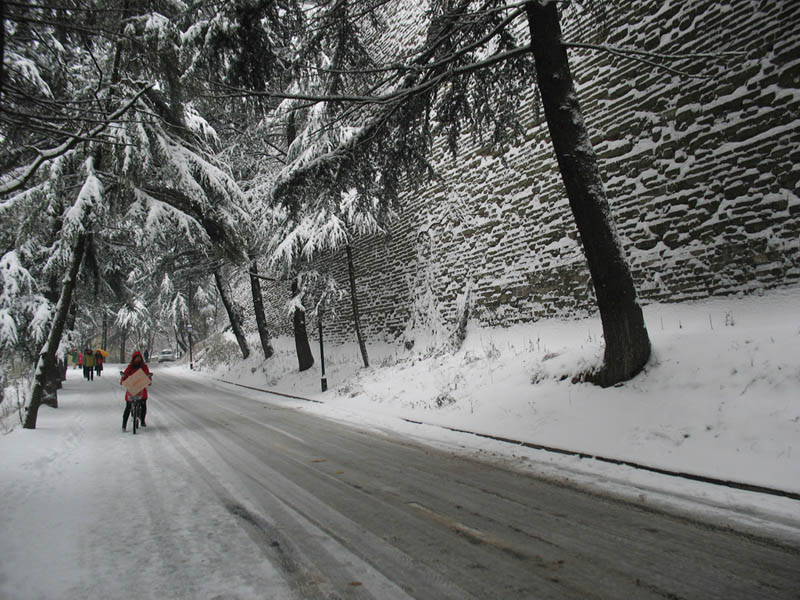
[1,285,799,598]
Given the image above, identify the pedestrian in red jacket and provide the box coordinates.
[120,351,152,430]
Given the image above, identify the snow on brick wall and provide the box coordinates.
[262,0,800,345]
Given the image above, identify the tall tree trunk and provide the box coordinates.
[24,233,86,429]
[120,330,127,364]
[213,269,250,359]
[0,0,5,104]
[101,311,108,350]
[285,113,313,371]
[249,256,274,360]
[44,356,61,402]
[39,252,63,402]
[525,1,650,387]
[291,279,314,372]
[175,327,187,353]
[345,244,369,368]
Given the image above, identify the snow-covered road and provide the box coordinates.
[2,367,798,599]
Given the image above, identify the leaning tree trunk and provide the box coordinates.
[249,256,274,360]
[291,279,314,372]
[526,1,650,386]
[345,244,369,368]
[24,233,86,429]
[213,269,250,359]
[44,358,61,401]
[40,269,63,400]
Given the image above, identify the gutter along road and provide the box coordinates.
[149,369,799,599]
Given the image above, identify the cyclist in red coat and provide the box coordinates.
[120,351,152,430]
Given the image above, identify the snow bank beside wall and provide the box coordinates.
[262,0,800,345]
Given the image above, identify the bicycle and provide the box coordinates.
[129,393,144,434]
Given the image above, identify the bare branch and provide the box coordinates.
[208,42,532,109]
[563,41,745,61]
[563,41,746,79]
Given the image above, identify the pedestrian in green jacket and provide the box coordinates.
[83,348,96,381]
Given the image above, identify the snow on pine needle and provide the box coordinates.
[130,188,208,244]
[0,251,46,349]
[62,158,104,239]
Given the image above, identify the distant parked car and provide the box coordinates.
[157,349,175,363]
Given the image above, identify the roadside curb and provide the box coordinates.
[211,377,323,403]
[212,376,800,503]
[399,419,800,503]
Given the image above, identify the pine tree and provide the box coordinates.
[2,1,256,426]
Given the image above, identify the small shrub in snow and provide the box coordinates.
[434,392,456,408]
[482,339,501,360]
[526,336,542,353]
[0,383,27,432]
[462,351,480,365]
[378,354,397,368]
[337,382,364,398]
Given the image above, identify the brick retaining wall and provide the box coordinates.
[255,0,800,346]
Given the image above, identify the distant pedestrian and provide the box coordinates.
[94,351,104,377]
[83,348,95,381]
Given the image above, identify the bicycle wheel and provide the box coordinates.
[132,401,139,435]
